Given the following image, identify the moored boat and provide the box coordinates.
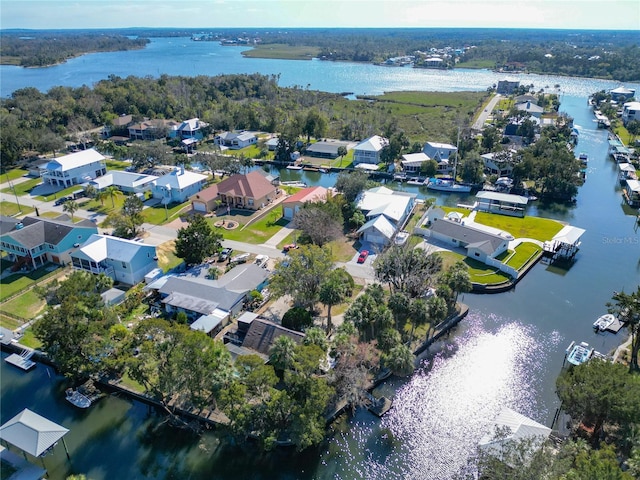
[286,164,303,170]
[425,178,472,193]
[65,388,92,408]
[593,313,616,331]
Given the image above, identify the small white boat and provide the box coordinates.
[593,313,616,331]
[578,152,588,164]
[318,168,328,173]
[65,388,91,409]
[286,165,303,170]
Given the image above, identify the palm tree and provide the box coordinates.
[96,189,109,207]
[62,199,79,222]
[104,185,121,208]
[268,335,297,372]
[337,146,347,167]
[319,270,349,334]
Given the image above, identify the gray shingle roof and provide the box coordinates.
[159,276,246,312]
[430,219,506,253]
[6,216,94,249]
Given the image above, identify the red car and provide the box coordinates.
[283,243,299,252]
[357,250,369,263]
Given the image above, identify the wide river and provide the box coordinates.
[1,37,639,480]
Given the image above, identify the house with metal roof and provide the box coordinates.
[515,101,544,118]
[353,135,389,165]
[89,170,158,195]
[214,131,258,149]
[475,191,529,217]
[282,186,328,220]
[151,166,208,204]
[356,186,416,245]
[422,142,457,162]
[0,216,98,270]
[40,149,107,188]
[70,234,157,285]
[305,140,350,159]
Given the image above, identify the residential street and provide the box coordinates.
[1,176,376,282]
[472,93,501,131]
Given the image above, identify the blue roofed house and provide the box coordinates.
[40,149,107,188]
[356,186,416,246]
[70,234,158,285]
[353,135,389,165]
[151,166,208,204]
[0,216,98,270]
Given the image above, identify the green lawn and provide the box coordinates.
[0,266,60,301]
[0,313,23,331]
[18,328,43,349]
[0,290,46,320]
[213,210,290,244]
[474,212,563,242]
[0,201,34,217]
[1,177,42,196]
[105,160,131,170]
[438,251,511,285]
[504,242,542,270]
[1,169,29,181]
[141,202,190,225]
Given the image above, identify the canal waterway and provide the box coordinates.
[1,37,640,479]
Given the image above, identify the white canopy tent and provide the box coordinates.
[0,409,70,458]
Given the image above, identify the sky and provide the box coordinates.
[1,0,639,30]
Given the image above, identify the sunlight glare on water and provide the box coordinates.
[339,314,555,480]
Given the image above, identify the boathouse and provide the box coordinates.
[542,225,585,263]
[475,191,529,217]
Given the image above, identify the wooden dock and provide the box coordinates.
[366,393,393,417]
[604,316,626,333]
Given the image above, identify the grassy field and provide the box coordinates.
[241,44,321,60]
[455,59,496,69]
[474,212,563,242]
[0,177,42,196]
[327,91,488,145]
[105,159,131,170]
[1,169,29,181]
[0,201,35,217]
[504,242,542,270]
[0,266,64,302]
[0,290,46,320]
[141,202,190,225]
[213,210,290,244]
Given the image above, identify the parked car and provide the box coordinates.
[283,243,299,252]
[218,248,233,262]
[230,253,250,264]
[54,196,71,206]
[357,250,369,263]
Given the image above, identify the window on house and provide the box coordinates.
[122,262,127,268]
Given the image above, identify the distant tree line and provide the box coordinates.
[0,33,149,67]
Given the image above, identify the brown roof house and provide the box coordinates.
[242,319,305,357]
[281,186,328,220]
[190,171,280,213]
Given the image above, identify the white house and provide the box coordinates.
[353,135,388,165]
[400,152,430,175]
[356,186,416,245]
[622,101,640,125]
[422,142,457,162]
[151,166,208,204]
[70,234,158,285]
[177,118,205,140]
[40,149,107,188]
[90,170,158,194]
[214,131,258,149]
[481,151,517,177]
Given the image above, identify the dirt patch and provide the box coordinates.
[155,240,176,268]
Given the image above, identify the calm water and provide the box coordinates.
[2,38,640,480]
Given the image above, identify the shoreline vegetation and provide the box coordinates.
[1,28,639,82]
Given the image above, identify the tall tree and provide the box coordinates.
[62,199,79,221]
[609,286,640,372]
[268,335,297,372]
[335,170,370,203]
[318,268,351,333]
[269,245,334,311]
[374,244,443,297]
[291,200,343,247]
[174,214,222,266]
[104,185,121,208]
[556,359,640,442]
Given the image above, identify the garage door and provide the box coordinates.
[193,201,207,212]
